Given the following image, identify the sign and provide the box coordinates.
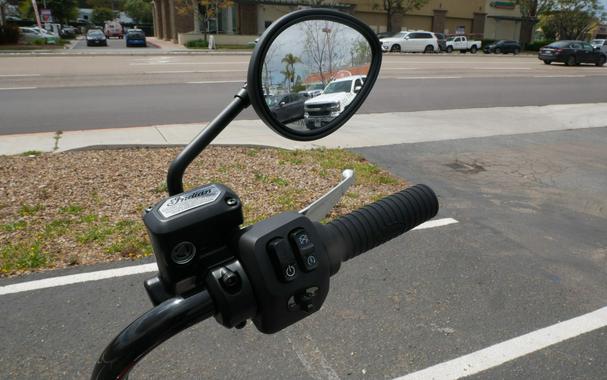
[456,26,465,35]
[490,1,516,10]
[40,8,52,23]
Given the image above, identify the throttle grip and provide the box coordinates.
[317,184,439,275]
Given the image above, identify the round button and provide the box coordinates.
[307,255,317,266]
[171,241,196,264]
[285,264,296,278]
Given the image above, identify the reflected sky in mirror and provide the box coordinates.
[262,20,372,133]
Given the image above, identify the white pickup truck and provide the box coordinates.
[445,36,482,54]
[303,75,365,129]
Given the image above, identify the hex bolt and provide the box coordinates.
[219,268,241,293]
[225,198,237,206]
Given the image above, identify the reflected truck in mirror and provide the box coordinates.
[268,93,307,124]
[303,75,365,129]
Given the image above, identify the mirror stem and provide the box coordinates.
[167,86,250,196]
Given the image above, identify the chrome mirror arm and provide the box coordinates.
[300,169,355,222]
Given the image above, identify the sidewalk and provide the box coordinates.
[146,37,187,50]
[1,103,606,156]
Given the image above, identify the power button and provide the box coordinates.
[267,238,298,282]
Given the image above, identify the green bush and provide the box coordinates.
[185,39,208,48]
[525,40,554,51]
[32,38,46,46]
[0,23,20,45]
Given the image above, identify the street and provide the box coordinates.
[0,51,606,379]
[0,54,606,134]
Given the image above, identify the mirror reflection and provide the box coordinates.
[262,20,372,132]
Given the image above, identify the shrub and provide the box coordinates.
[0,23,20,45]
[525,40,554,51]
[185,39,208,48]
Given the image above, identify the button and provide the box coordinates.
[267,238,298,282]
[289,229,318,271]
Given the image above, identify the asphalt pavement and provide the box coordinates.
[1,127,606,379]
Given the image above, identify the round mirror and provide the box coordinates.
[247,9,382,141]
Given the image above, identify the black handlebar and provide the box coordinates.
[319,184,439,275]
[92,290,215,380]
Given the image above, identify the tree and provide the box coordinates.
[515,0,556,45]
[124,0,152,24]
[86,0,125,10]
[539,0,603,40]
[91,7,114,24]
[175,0,233,39]
[382,0,429,33]
[281,53,302,92]
[19,0,79,24]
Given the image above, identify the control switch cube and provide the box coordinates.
[290,229,318,271]
[267,238,298,282]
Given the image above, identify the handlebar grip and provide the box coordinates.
[317,184,438,275]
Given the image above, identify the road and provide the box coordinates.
[0,54,606,134]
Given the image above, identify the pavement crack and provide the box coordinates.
[154,126,168,143]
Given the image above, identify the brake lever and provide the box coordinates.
[299,169,355,222]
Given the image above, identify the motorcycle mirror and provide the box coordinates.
[247,9,382,141]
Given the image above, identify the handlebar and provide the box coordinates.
[319,184,438,276]
[91,290,215,380]
[92,184,439,379]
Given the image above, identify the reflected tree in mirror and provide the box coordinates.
[261,19,372,134]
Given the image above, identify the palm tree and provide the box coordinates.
[281,53,302,92]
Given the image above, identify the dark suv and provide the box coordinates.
[484,40,521,54]
[539,40,607,66]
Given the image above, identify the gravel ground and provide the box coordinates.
[0,146,406,277]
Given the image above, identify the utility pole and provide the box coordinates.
[31,0,42,28]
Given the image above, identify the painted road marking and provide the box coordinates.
[0,218,458,296]
[131,62,248,66]
[395,76,464,80]
[145,69,245,74]
[534,74,586,78]
[187,80,246,84]
[473,67,532,70]
[395,306,607,379]
[0,87,37,91]
[0,74,41,77]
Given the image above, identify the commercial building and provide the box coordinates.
[152,0,524,45]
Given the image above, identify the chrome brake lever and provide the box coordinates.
[300,169,355,222]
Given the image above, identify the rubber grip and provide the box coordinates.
[317,184,438,275]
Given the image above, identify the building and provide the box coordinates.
[484,1,522,40]
[152,0,524,45]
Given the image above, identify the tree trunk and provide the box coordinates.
[386,8,392,33]
[193,1,200,33]
[520,17,536,47]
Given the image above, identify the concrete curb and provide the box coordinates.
[1,103,606,156]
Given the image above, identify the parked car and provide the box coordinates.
[125,29,147,47]
[591,39,607,54]
[434,32,447,52]
[484,40,521,54]
[104,21,123,39]
[539,40,606,66]
[303,75,365,129]
[268,93,307,124]
[299,83,325,98]
[86,29,107,47]
[380,31,438,53]
[18,27,58,44]
[445,36,481,53]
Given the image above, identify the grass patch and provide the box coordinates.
[42,219,72,238]
[21,150,42,157]
[18,203,43,216]
[1,242,48,274]
[2,220,27,232]
[60,203,83,215]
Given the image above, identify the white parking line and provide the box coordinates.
[394,306,607,380]
[131,62,248,66]
[534,74,586,78]
[473,67,532,70]
[0,87,37,91]
[0,218,458,296]
[0,74,41,77]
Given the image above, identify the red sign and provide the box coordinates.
[40,9,52,23]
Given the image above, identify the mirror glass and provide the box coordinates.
[261,19,372,134]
